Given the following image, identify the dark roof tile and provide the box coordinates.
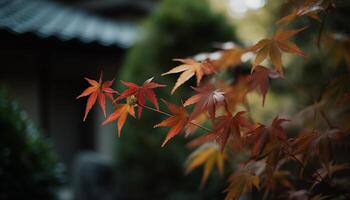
[0,0,138,47]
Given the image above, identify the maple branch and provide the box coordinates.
[278,139,325,185]
[281,141,350,200]
[189,121,212,132]
[283,148,325,184]
[139,103,172,117]
[320,110,335,129]
[317,2,332,49]
[284,154,349,199]
[139,103,212,132]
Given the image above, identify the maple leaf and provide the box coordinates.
[247,66,280,105]
[323,33,350,71]
[218,77,250,111]
[310,162,349,191]
[295,76,350,132]
[184,84,229,120]
[77,72,118,121]
[278,0,335,25]
[247,117,289,159]
[278,0,328,24]
[115,78,166,118]
[189,111,253,151]
[314,163,349,181]
[185,143,226,188]
[322,75,350,105]
[263,170,293,199]
[162,58,215,94]
[293,128,345,167]
[224,171,260,200]
[250,27,307,76]
[102,103,135,137]
[246,121,289,184]
[213,46,248,70]
[154,100,189,147]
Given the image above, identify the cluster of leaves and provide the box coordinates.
[77,0,350,199]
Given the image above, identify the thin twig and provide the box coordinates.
[279,139,325,184]
[285,150,324,184]
[139,103,213,132]
[140,104,171,117]
[320,109,334,129]
[317,3,332,49]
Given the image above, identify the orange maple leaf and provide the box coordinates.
[213,46,248,69]
[154,100,189,147]
[102,103,135,137]
[115,78,166,118]
[278,0,333,24]
[77,72,118,121]
[184,84,229,120]
[162,58,215,94]
[250,27,307,77]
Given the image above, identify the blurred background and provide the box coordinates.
[0,0,349,199]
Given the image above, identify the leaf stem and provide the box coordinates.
[140,103,172,117]
[139,103,212,132]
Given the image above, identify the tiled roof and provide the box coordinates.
[0,0,138,47]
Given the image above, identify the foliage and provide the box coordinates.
[95,0,236,199]
[77,72,117,121]
[0,92,64,199]
[78,0,350,199]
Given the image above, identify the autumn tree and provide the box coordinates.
[78,0,350,199]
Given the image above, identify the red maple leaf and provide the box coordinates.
[77,72,118,121]
[247,66,280,105]
[189,111,253,150]
[184,84,229,120]
[247,117,289,159]
[154,100,189,147]
[293,128,345,168]
[115,77,166,118]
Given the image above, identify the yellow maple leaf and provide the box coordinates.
[185,143,226,188]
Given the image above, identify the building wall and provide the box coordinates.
[0,33,125,172]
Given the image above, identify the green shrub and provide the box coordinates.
[0,92,64,199]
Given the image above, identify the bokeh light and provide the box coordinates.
[229,0,266,15]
